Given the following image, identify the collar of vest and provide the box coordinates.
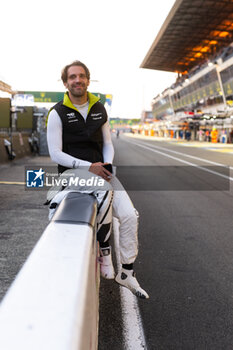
[63,92,100,115]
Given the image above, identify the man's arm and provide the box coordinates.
[88,121,114,181]
[102,121,114,163]
[47,109,92,169]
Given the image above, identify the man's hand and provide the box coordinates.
[89,162,112,182]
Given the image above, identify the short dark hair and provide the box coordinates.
[61,60,90,83]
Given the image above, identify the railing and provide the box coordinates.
[0,192,99,350]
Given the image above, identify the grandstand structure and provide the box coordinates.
[141,0,233,141]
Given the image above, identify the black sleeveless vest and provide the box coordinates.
[52,97,107,173]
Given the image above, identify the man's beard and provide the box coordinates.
[69,84,87,98]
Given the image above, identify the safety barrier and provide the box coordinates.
[0,192,99,350]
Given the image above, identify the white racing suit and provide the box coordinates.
[47,169,139,265]
[47,169,113,244]
[110,176,139,264]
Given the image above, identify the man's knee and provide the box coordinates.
[132,208,139,226]
[120,207,139,226]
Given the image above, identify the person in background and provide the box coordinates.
[47,60,149,299]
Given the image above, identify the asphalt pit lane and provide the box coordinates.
[0,232,14,240]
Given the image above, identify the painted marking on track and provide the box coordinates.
[127,135,233,153]
[208,149,233,154]
[124,138,233,182]
[0,181,25,185]
[177,143,233,153]
[126,138,230,167]
[113,218,147,350]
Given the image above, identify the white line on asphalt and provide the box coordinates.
[113,218,147,350]
[126,138,232,168]
[124,138,233,183]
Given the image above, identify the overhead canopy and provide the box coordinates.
[141,0,233,74]
[0,80,12,94]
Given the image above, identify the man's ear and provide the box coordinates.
[64,82,68,89]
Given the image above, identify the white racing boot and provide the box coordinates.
[115,268,149,299]
[99,247,115,279]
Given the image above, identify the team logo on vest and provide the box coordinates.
[66,112,78,123]
[67,112,75,117]
[91,113,102,120]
